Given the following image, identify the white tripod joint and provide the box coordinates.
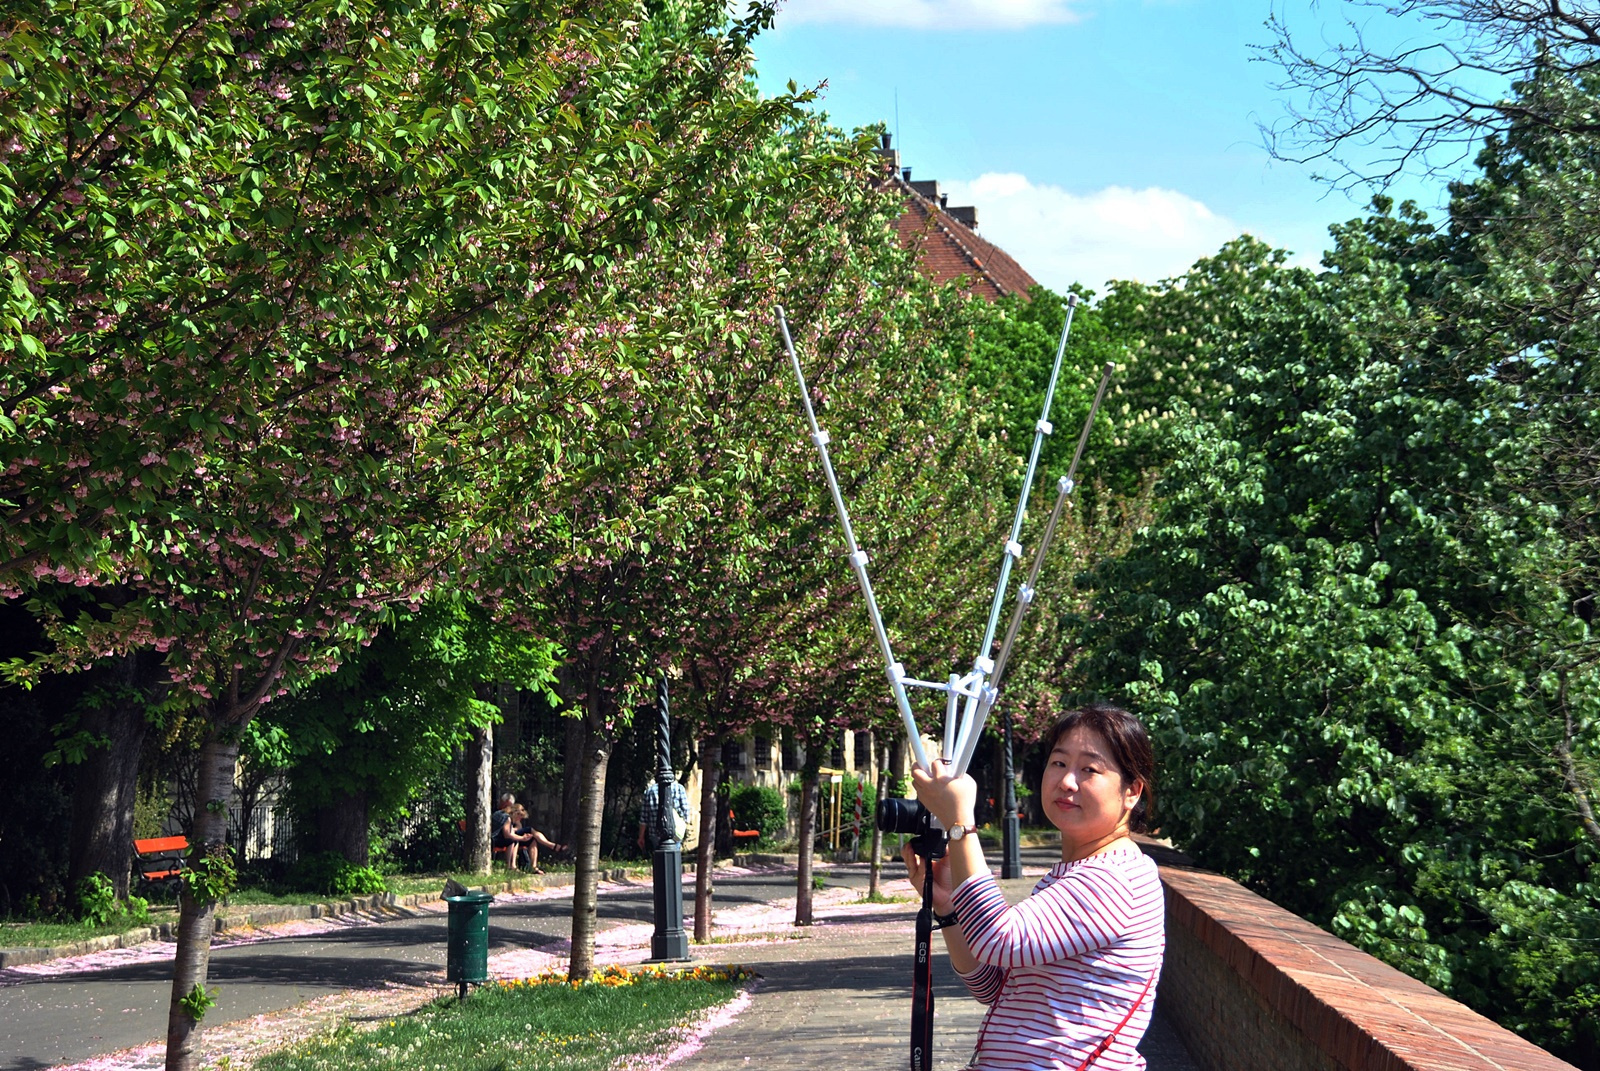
[1058,475,1074,495]
[982,684,999,707]
[890,662,906,684]
[953,671,985,698]
[1036,419,1054,436]
[849,549,869,568]
[812,430,831,447]
[974,655,994,675]
[1005,539,1023,560]
[1018,584,1035,605]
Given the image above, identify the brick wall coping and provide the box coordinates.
[1158,858,1580,1071]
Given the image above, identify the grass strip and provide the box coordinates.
[227,888,348,906]
[382,866,580,898]
[0,919,157,947]
[255,965,754,1071]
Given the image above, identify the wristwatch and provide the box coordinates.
[946,822,971,842]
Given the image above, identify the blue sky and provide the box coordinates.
[752,0,1452,292]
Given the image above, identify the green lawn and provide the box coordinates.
[381,864,582,899]
[228,887,348,906]
[254,967,750,1071]
[0,913,169,947]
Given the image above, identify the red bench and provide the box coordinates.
[730,809,762,844]
[457,819,510,860]
[134,835,189,894]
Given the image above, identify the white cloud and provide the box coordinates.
[776,0,1083,30]
[939,173,1246,291]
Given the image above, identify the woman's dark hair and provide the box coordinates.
[1042,703,1156,834]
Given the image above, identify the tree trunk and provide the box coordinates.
[869,742,889,899]
[1556,674,1600,853]
[164,731,239,1071]
[68,652,154,899]
[693,734,720,942]
[313,789,369,866]
[568,711,612,981]
[559,713,586,849]
[796,764,818,926]
[464,723,493,874]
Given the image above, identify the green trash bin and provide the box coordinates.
[445,891,494,997]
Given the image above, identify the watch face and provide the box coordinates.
[948,824,966,841]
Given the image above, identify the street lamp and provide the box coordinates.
[1001,716,1022,880]
[648,672,690,962]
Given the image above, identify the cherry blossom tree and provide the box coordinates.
[2,0,811,1064]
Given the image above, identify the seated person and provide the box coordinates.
[491,794,534,870]
[512,805,565,874]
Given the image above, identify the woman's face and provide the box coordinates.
[1041,726,1142,851]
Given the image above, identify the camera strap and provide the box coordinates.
[1069,965,1158,1071]
[911,863,936,1071]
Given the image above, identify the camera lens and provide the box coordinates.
[876,796,929,835]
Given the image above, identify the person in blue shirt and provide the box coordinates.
[638,779,690,852]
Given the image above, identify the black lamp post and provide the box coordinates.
[648,672,690,962]
[1000,713,1022,880]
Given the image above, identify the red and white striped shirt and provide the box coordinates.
[949,844,1165,1071]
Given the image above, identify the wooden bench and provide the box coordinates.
[134,835,189,894]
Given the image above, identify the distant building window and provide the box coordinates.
[830,741,845,768]
[854,733,872,770]
[755,736,772,765]
[781,737,797,770]
[722,739,744,769]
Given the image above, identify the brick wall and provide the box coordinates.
[1150,851,1581,1071]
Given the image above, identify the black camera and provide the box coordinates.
[877,797,945,857]
[876,796,932,836]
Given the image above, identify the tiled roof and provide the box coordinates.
[890,177,1037,301]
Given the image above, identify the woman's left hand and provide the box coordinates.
[909,759,978,829]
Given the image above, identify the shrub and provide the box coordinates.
[728,784,786,843]
[289,852,388,897]
[825,774,878,846]
[74,872,150,929]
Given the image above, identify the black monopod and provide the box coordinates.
[877,798,946,1071]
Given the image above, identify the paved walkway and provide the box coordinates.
[0,849,1199,1071]
[674,890,1198,1071]
[676,854,1198,1071]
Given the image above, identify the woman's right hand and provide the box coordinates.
[901,842,956,915]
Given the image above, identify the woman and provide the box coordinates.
[491,794,533,870]
[903,703,1164,1071]
[511,804,564,874]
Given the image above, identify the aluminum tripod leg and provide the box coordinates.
[777,306,931,772]
[952,295,1081,767]
[952,361,1115,776]
[942,675,960,763]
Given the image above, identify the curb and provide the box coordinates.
[730,851,798,867]
[0,867,635,969]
